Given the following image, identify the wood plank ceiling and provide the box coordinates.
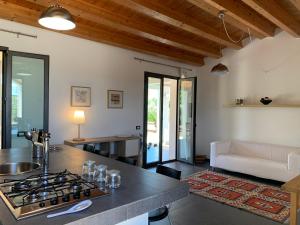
[0,0,300,66]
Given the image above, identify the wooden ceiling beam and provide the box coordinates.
[114,0,242,49]
[289,0,300,11]
[23,0,220,58]
[202,0,275,37]
[0,0,204,65]
[73,24,205,66]
[186,0,265,39]
[242,0,300,37]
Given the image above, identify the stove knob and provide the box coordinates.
[73,192,81,199]
[62,194,70,202]
[50,197,58,205]
[39,202,46,207]
[83,189,91,197]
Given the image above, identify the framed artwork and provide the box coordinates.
[107,90,123,109]
[71,86,91,107]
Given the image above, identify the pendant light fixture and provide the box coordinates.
[210,11,250,76]
[210,63,229,76]
[38,4,76,31]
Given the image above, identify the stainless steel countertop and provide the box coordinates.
[0,145,189,225]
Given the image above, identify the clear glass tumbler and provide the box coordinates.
[82,160,96,180]
[94,164,107,182]
[107,170,121,189]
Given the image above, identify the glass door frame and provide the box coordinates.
[177,77,197,165]
[4,50,49,148]
[0,46,9,149]
[143,72,179,168]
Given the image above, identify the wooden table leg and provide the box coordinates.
[290,192,298,225]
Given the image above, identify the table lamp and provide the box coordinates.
[73,110,85,141]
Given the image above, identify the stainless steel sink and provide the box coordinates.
[0,162,40,175]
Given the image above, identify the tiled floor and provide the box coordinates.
[148,161,288,225]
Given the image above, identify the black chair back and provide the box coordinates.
[83,144,95,153]
[156,165,181,180]
[116,156,137,166]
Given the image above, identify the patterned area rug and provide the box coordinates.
[183,170,290,223]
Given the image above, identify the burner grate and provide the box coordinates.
[0,169,108,211]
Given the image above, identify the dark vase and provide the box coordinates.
[260,97,272,105]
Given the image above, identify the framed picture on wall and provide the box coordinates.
[71,86,91,107]
[107,90,123,109]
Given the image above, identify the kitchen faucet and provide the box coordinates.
[42,132,50,174]
[29,131,51,174]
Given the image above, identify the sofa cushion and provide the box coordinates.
[231,140,300,163]
[231,141,272,160]
[215,154,292,182]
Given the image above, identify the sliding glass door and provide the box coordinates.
[143,73,178,168]
[4,51,49,148]
[145,77,161,165]
[162,78,177,162]
[0,48,7,149]
[177,78,196,164]
[143,73,196,167]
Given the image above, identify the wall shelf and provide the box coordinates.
[224,104,300,108]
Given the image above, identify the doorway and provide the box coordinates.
[0,47,7,149]
[177,78,197,164]
[143,72,196,168]
[0,47,49,149]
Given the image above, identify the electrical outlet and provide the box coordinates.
[136,126,141,130]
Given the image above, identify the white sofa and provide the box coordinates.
[210,140,300,182]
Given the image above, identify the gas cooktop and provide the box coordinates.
[0,169,109,220]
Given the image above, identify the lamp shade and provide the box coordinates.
[210,63,229,76]
[38,6,76,30]
[73,110,85,124]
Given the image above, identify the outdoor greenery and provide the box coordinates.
[147,98,158,123]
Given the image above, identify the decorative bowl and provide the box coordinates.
[260,97,272,105]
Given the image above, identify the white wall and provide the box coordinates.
[4,19,297,157]
[196,31,300,157]
[0,19,198,144]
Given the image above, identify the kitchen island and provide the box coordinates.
[0,145,189,225]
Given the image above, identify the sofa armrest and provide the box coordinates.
[210,141,231,167]
[288,152,300,171]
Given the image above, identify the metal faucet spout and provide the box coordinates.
[42,132,51,174]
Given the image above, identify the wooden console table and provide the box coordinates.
[64,135,140,157]
[64,135,140,146]
[282,175,300,225]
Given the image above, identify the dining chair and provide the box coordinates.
[148,165,181,225]
[83,144,95,153]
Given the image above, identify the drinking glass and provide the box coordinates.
[107,170,121,189]
[82,160,96,180]
[94,164,107,182]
